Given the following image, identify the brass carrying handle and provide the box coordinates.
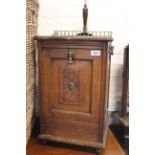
[67,49,74,64]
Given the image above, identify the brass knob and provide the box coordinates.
[68,82,75,91]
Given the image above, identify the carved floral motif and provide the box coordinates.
[61,68,81,105]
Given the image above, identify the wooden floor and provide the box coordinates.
[26,122,126,155]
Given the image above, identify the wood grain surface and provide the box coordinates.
[35,38,112,148]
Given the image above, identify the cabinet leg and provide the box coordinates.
[41,139,47,145]
[95,148,102,155]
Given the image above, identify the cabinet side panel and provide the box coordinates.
[102,43,111,146]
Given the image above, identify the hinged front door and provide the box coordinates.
[40,47,104,142]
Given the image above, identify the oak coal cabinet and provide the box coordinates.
[34,35,113,155]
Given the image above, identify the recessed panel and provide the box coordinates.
[50,58,92,114]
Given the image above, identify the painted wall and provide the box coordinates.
[37,0,129,112]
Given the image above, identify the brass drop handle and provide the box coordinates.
[67,49,74,64]
[109,43,114,55]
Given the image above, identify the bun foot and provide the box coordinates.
[95,148,102,155]
[41,139,47,145]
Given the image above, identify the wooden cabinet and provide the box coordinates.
[34,36,113,153]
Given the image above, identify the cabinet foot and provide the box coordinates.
[95,148,102,155]
[41,139,47,145]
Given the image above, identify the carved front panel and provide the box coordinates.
[39,46,106,144]
[61,68,82,105]
[49,58,92,114]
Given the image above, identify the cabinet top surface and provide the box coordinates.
[34,36,113,42]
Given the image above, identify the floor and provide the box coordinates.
[26,121,126,155]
